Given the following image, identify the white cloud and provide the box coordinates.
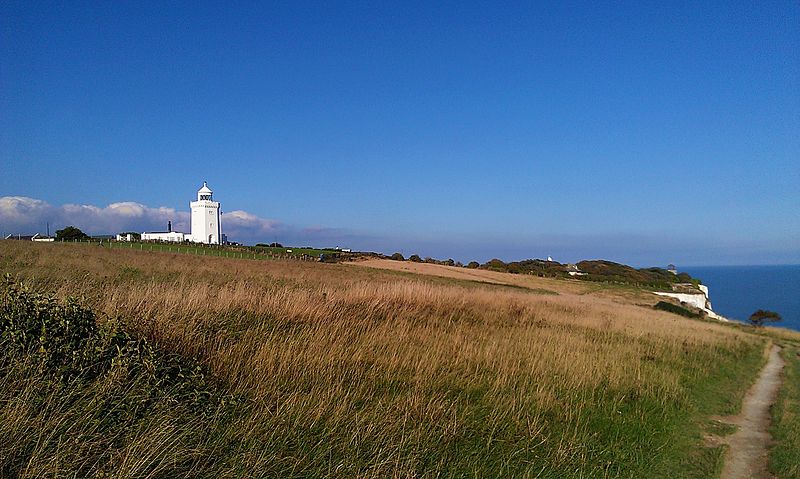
[221,210,279,239]
[0,196,54,223]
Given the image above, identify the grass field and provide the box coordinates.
[0,240,792,477]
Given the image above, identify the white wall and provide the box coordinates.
[141,232,186,242]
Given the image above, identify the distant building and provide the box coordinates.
[667,264,677,275]
[5,233,54,242]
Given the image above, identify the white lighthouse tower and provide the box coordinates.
[190,182,221,244]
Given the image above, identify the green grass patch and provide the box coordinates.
[769,345,800,478]
[705,419,738,437]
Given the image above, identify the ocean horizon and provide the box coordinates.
[683,264,800,332]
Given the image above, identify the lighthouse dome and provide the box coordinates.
[197,182,213,200]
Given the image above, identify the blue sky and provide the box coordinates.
[2,1,798,266]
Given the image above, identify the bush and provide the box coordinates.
[390,253,405,261]
[55,226,89,241]
[482,259,507,272]
[748,309,782,327]
[467,261,480,269]
[0,275,225,409]
[409,254,422,263]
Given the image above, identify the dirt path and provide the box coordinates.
[716,344,785,479]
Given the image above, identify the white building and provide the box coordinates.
[190,182,221,244]
[141,231,187,242]
[140,182,223,244]
[141,220,187,243]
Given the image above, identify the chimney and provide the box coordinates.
[168,220,172,232]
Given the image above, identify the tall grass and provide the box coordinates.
[0,241,767,477]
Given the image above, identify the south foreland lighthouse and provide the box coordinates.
[190,182,221,244]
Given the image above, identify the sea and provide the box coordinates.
[683,265,800,332]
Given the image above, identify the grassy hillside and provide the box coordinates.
[0,240,775,477]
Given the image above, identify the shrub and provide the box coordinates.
[748,309,782,327]
[390,253,405,261]
[482,259,507,272]
[409,254,422,263]
[55,226,89,241]
[654,301,701,319]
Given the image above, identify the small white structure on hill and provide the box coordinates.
[140,182,223,244]
[667,264,677,275]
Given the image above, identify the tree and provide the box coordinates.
[484,258,507,272]
[55,226,89,241]
[390,252,405,261]
[467,261,480,269]
[409,254,422,263]
[747,310,782,328]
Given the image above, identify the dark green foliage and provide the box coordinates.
[466,261,480,269]
[470,258,700,287]
[577,261,696,290]
[390,252,405,261]
[318,252,341,263]
[654,301,702,319]
[55,226,89,241]
[478,259,566,277]
[483,258,508,272]
[409,254,422,263]
[747,309,782,327]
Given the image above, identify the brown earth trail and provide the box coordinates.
[716,344,785,479]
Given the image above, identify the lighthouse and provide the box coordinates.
[190,182,221,244]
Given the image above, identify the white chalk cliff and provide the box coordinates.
[654,284,727,321]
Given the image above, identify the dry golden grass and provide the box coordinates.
[355,258,664,305]
[0,240,770,477]
[354,258,580,290]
